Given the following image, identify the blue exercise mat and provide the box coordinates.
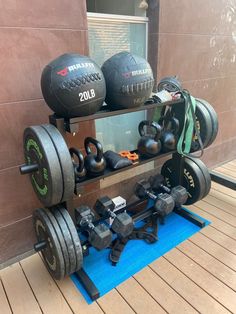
[71,207,210,303]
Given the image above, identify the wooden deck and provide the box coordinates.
[1,161,236,314]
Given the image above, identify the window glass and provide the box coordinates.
[88,16,148,152]
[86,0,147,17]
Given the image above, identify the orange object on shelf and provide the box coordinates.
[119,151,139,161]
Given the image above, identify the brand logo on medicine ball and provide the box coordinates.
[57,63,95,76]
[122,68,152,79]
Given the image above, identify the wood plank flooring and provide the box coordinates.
[0,160,236,314]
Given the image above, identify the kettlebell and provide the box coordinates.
[137,120,162,158]
[159,117,179,152]
[69,147,87,182]
[84,137,106,177]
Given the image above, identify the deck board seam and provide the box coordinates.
[19,261,44,314]
[162,256,233,313]
[199,231,236,255]
[176,246,236,293]
[131,276,168,313]
[147,265,200,313]
[188,238,236,272]
[203,198,236,218]
[0,278,13,314]
[193,204,236,228]
[209,187,236,207]
[37,253,75,314]
[115,288,138,313]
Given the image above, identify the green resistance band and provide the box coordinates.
[177,90,204,157]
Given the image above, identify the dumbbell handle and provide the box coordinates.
[107,209,116,219]
[160,184,171,194]
[146,190,158,201]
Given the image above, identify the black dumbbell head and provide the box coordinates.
[171,186,188,206]
[75,206,94,227]
[89,224,112,250]
[111,212,134,238]
[95,196,115,216]
[134,180,151,199]
[149,174,165,192]
[154,193,175,216]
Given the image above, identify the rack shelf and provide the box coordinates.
[74,150,175,193]
[49,98,184,134]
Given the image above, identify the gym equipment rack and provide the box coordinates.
[35,98,206,300]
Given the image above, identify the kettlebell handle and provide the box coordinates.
[69,147,84,173]
[159,116,179,135]
[84,137,103,162]
[138,120,162,141]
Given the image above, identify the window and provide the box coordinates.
[87,2,149,152]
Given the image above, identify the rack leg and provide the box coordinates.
[174,207,206,228]
[75,268,100,301]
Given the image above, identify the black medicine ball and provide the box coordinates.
[101,51,154,110]
[41,53,106,118]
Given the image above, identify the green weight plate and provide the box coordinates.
[33,208,65,280]
[190,157,211,199]
[191,100,213,152]
[23,126,63,207]
[41,124,75,203]
[196,98,218,148]
[161,157,206,205]
[58,207,83,272]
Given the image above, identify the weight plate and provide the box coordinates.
[58,207,83,272]
[51,207,77,275]
[41,124,75,203]
[191,100,213,151]
[196,98,218,148]
[161,158,206,205]
[44,207,71,277]
[190,157,211,199]
[33,208,65,280]
[23,126,63,207]
[157,76,182,93]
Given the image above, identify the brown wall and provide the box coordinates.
[149,0,236,167]
[0,0,90,265]
[1,0,236,266]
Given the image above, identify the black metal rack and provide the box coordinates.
[48,98,206,301]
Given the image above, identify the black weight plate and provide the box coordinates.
[51,207,77,275]
[43,207,71,278]
[58,207,83,272]
[157,76,182,92]
[190,157,211,199]
[161,158,206,205]
[24,126,63,206]
[41,124,75,203]
[191,100,213,151]
[196,98,218,148]
[33,208,65,280]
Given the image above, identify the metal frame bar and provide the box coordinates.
[210,170,236,190]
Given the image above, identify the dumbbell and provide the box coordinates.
[94,196,134,238]
[149,174,188,207]
[75,206,112,251]
[134,180,175,217]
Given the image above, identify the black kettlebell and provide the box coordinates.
[69,147,87,182]
[84,137,106,177]
[159,117,179,152]
[137,120,162,158]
